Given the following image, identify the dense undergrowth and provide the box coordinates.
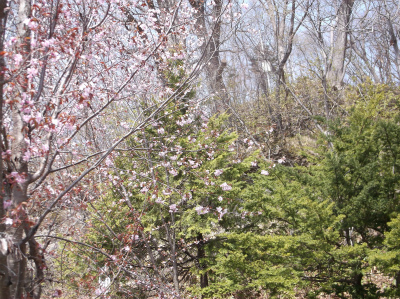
[56,83,400,298]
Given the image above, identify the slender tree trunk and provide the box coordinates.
[395,271,400,290]
[345,227,351,246]
[0,1,9,297]
[322,77,330,120]
[197,233,208,289]
[387,18,400,77]
[7,0,32,297]
[350,37,381,83]
[170,222,180,295]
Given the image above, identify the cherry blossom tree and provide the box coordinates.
[80,106,254,297]
[0,0,205,298]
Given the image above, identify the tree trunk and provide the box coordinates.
[353,272,363,296]
[387,17,400,78]
[6,0,32,297]
[171,228,180,295]
[395,271,400,290]
[197,233,208,289]
[189,0,228,112]
[326,0,354,89]
[0,0,9,296]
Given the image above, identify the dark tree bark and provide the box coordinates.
[197,233,208,289]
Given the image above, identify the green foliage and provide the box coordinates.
[86,100,257,297]
[323,85,400,246]
[80,83,400,298]
[204,233,305,298]
[203,84,400,298]
[369,214,400,297]
[201,162,345,298]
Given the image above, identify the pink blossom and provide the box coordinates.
[21,107,31,114]
[79,83,88,91]
[261,170,269,176]
[251,161,258,167]
[27,20,38,30]
[277,156,286,164]
[34,113,43,123]
[201,114,208,121]
[3,200,11,209]
[65,123,74,130]
[189,160,200,168]
[105,158,114,167]
[95,288,106,296]
[214,169,223,176]
[24,99,34,106]
[140,186,149,193]
[27,67,38,79]
[120,122,129,129]
[169,168,178,176]
[41,38,55,48]
[82,88,91,99]
[195,205,209,215]
[157,127,165,134]
[2,150,11,160]
[22,115,31,123]
[169,204,178,213]
[218,196,223,202]
[14,54,23,66]
[11,172,25,184]
[22,151,31,162]
[217,207,228,220]
[155,197,165,204]
[161,161,170,167]
[175,145,183,154]
[4,218,13,226]
[220,182,232,191]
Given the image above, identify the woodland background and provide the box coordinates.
[1,0,400,298]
